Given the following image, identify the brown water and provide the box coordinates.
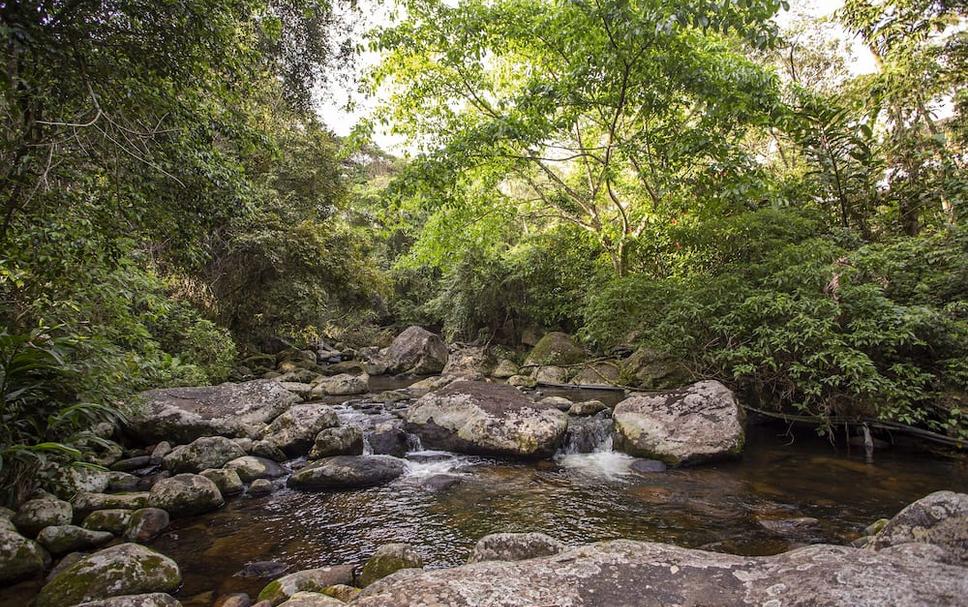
[3,384,967,606]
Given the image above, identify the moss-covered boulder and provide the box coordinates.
[73,492,150,518]
[309,426,364,458]
[147,474,224,517]
[0,526,50,584]
[124,508,170,542]
[257,565,354,606]
[490,359,519,379]
[35,543,181,607]
[287,456,406,490]
[359,543,424,587]
[524,332,585,366]
[258,404,339,457]
[163,436,246,473]
[83,509,133,536]
[12,497,72,537]
[39,464,112,501]
[620,347,690,389]
[37,524,113,556]
[321,584,361,602]
[200,468,244,496]
[383,326,449,375]
[224,456,287,482]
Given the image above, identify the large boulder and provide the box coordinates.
[868,490,968,565]
[523,332,584,367]
[383,326,449,375]
[309,426,364,458]
[200,468,244,496]
[73,492,149,517]
[570,361,621,386]
[312,374,368,397]
[124,508,170,543]
[359,543,424,587]
[352,540,968,607]
[259,404,339,457]
[442,345,489,379]
[36,524,113,556]
[129,380,298,443]
[257,565,355,606]
[163,436,246,473]
[467,532,564,563]
[287,456,406,490]
[147,474,224,517]
[35,543,181,607]
[12,496,72,537]
[224,456,287,482]
[613,380,745,465]
[0,526,49,584]
[40,464,111,500]
[621,347,689,388]
[403,381,568,458]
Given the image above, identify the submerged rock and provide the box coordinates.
[868,490,968,565]
[147,473,224,517]
[287,456,406,490]
[467,532,564,563]
[0,526,50,584]
[225,456,287,482]
[130,380,298,443]
[36,524,113,555]
[360,543,424,587]
[259,404,339,457]
[403,381,568,457]
[613,380,745,465]
[257,565,355,605]
[35,543,181,607]
[353,539,968,607]
[12,497,72,537]
[163,436,246,473]
[382,326,449,375]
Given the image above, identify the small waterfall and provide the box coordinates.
[362,434,373,456]
[406,432,424,453]
[556,413,636,479]
[560,415,614,454]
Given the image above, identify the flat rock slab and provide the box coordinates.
[287,456,406,490]
[130,380,298,443]
[353,539,968,607]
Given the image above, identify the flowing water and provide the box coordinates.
[3,381,967,606]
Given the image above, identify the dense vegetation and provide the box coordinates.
[1,0,965,500]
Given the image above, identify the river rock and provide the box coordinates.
[352,540,968,607]
[506,374,536,388]
[110,456,153,472]
[37,524,113,555]
[213,592,251,607]
[366,421,409,457]
[107,472,141,492]
[163,436,246,473]
[571,361,621,385]
[12,497,72,537]
[868,490,968,565]
[225,456,287,482]
[257,565,355,605]
[287,456,406,490]
[621,346,689,388]
[313,374,368,397]
[40,465,112,500]
[383,326,449,375]
[360,543,424,587]
[130,380,299,443]
[277,592,343,607]
[442,345,488,379]
[490,359,519,379]
[0,526,50,584]
[148,474,224,517]
[73,492,150,517]
[83,509,132,535]
[200,468,245,496]
[524,332,585,366]
[568,400,608,416]
[630,458,667,474]
[403,381,568,457]
[124,508,170,542]
[259,404,339,457]
[321,584,360,602]
[531,365,568,384]
[310,426,364,458]
[74,594,182,607]
[35,543,181,607]
[249,479,273,495]
[613,380,745,465]
[467,532,564,563]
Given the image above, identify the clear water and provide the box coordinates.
[3,382,967,606]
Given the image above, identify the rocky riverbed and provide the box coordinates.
[2,327,967,606]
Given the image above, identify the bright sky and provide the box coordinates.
[316,0,876,151]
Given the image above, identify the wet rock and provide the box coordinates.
[756,516,820,535]
[236,561,291,579]
[506,374,536,388]
[404,381,568,457]
[321,584,360,602]
[383,326,449,375]
[490,359,519,379]
[259,404,339,457]
[570,361,621,386]
[310,426,364,458]
[249,479,274,495]
[74,593,182,607]
[151,441,173,460]
[613,380,745,465]
[352,540,968,607]
[214,593,252,607]
[129,380,299,443]
[251,440,288,462]
[629,458,667,474]
[74,492,150,518]
[110,456,154,472]
[0,526,50,584]
[124,508,170,542]
[288,456,406,490]
[136,471,171,492]
[313,373,368,397]
[568,400,609,416]
[524,332,585,366]
[12,497,72,537]
[163,436,246,473]
[868,490,968,565]
[107,472,141,492]
[421,474,461,491]
[225,456,287,482]
[257,565,355,605]
[35,543,181,607]
[148,474,224,517]
[37,524,113,556]
[531,365,568,384]
[46,551,84,581]
[467,532,563,563]
[83,509,133,535]
[200,468,245,496]
[360,543,424,587]
[366,421,409,457]
[277,592,343,607]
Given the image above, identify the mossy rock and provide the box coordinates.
[359,543,424,587]
[524,332,585,366]
[83,509,133,536]
[257,566,354,605]
[0,526,50,584]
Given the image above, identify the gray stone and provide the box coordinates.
[524,332,584,366]
[83,509,133,535]
[490,359,519,379]
[359,543,424,587]
[366,421,409,457]
[39,464,111,500]
[107,472,141,492]
[37,524,113,555]
[506,374,536,388]
[200,468,245,496]
[568,400,609,416]
[570,361,621,386]
[0,526,49,584]
[74,594,182,607]
[467,532,563,563]
[868,490,968,565]
[124,508,170,542]
[383,326,449,375]
[12,497,72,537]
[249,479,273,496]
[259,404,339,457]
[277,592,344,607]
[35,543,181,607]
[130,380,298,443]
[404,381,568,457]
[287,456,405,490]
[313,373,368,397]
[148,474,224,518]
[442,345,489,379]
[163,436,246,473]
[73,492,150,518]
[531,365,568,384]
[256,565,355,605]
[310,426,364,458]
[613,380,745,465]
[225,456,287,482]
